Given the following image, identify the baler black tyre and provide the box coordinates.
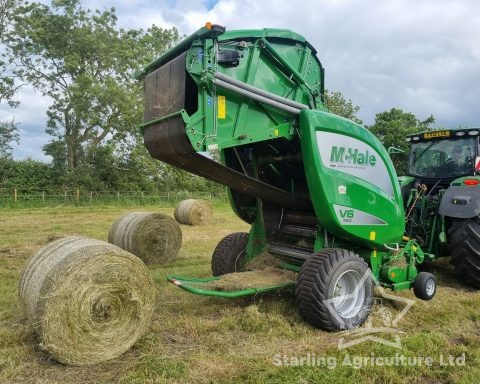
[211,232,249,276]
[448,218,480,288]
[413,272,436,300]
[295,248,373,331]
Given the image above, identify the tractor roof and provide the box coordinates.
[406,128,480,142]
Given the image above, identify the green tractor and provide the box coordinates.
[136,23,442,332]
[400,129,480,287]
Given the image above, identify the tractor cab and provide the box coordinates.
[406,129,480,183]
[399,128,480,284]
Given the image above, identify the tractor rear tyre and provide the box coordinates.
[295,248,373,331]
[211,232,249,276]
[448,218,480,288]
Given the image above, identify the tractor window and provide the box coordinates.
[407,137,475,178]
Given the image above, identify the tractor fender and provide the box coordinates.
[438,185,480,219]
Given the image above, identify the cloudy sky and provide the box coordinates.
[2,0,480,160]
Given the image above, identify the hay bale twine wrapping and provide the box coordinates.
[18,236,155,366]
[173,199,213,226]
[108,212,181,264]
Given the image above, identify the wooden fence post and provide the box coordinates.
[14,188,17,203]
[64,190,67,203]
[117,191,120,201]
[76,189,80,202]
[90,191,93,204]
[42,191,45,202]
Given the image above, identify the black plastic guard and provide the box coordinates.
[143,117,310,209]
[438,185,480,218]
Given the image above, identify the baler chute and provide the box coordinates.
[137,24,436,331]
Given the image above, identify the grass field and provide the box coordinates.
[0,203,479,383]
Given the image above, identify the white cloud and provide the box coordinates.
[5,0,480,160]
[0,87,50,125]
[14,127,51,161]
[0,87,51,160]
[74,0,480,128]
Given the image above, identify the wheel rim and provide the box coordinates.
[425,279,435,296]
[332,270,366,318]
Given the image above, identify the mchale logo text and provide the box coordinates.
[330,146,376,166]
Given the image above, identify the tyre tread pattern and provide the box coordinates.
[211,232,249,276]
[448,217,480,288]
[295,248,373,331]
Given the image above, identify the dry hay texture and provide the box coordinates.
[108,212,182,264]
[174,199,213,226]
[207,252,297,291]
[46,233,68,243]
[206,269,297,292]
[18,236,156,366]
[245,251,282,270]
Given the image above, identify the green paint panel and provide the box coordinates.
[300,110,405,247]
[219,28,307,42]
[450,175,480,186]
[181,29,324,151]
[398,175,415,187]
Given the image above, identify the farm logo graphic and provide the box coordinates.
[316,131,395,197]
[329,146,377,167]
[322,270,415,350]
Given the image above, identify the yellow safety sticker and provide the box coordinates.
[373,249,377,258]
[369,231,376,241]
[217,95,226,119]
[274,129,279,136]
[423,130,450,139]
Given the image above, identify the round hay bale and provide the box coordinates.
[108,212,181,264]
[173,199,213,226]
[19,236,155,366]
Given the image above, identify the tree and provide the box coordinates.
[0,0,21,104]
[0,157,55,191]
[1,0,21,159]
[0,118,18,158]
[323,90,363,125]
[368,108,435,173]
[0,0,15,35]
[6,0,179,170]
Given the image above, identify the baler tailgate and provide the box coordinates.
[167,269,296,298]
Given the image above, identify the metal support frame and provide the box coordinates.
[212,77,305,115]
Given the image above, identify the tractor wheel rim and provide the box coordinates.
[332,270,365,318]
[425,279,435,296]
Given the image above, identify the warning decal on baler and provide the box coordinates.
[218,95,226,119]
